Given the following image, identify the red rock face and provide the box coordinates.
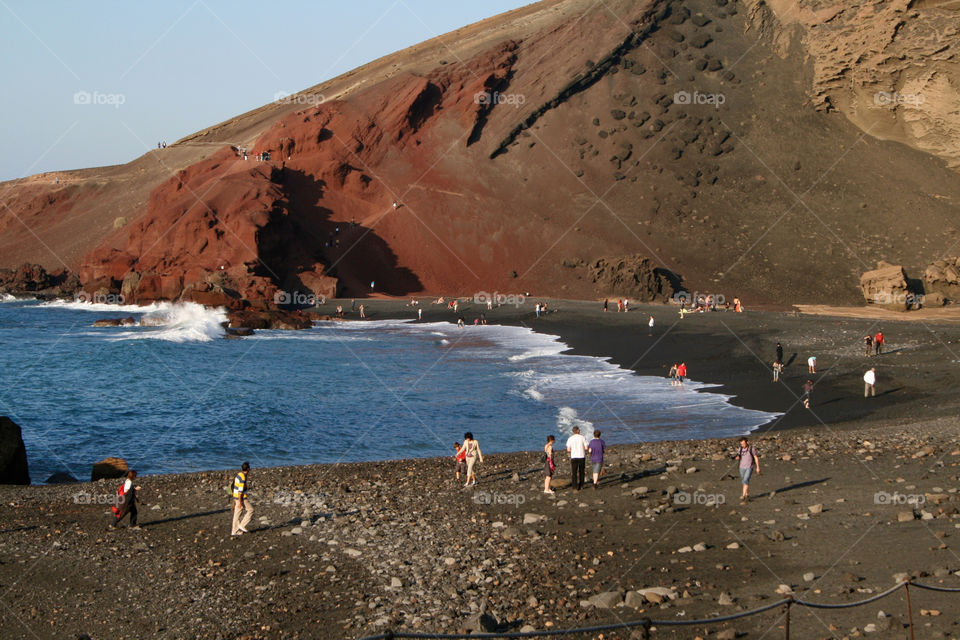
[6,0,960,307]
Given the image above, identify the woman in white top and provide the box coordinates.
[458,432,483,487]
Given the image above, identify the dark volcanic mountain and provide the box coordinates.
[2,0,959,308]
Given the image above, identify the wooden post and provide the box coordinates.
[904,582,915,640]
[784,598,791,640]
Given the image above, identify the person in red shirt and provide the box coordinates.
[874,331,884,355]
[454,442,466,483]
[676,362,687,384]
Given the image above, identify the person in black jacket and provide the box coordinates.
[111,470,140,530]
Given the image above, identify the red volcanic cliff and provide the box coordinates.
[5,0,960,308]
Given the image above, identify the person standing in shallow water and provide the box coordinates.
[736,437,760,503]
[543,435,555,494]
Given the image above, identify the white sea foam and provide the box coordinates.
[0,294,17,302]
[39,299,165,313]
[111,302,227,343]
[524,387,544,401]
[557,406,594,435]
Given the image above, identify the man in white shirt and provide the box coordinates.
[566,426,589,491]
[863,367,876,397]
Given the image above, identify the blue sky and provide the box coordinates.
[0,0,533,182]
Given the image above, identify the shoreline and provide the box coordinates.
[9,294,960,483]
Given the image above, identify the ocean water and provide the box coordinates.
[0,298,777,483]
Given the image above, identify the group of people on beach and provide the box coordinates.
[772,331,888,408]
[667,362,687,385]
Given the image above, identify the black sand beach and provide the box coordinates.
[2,300,960,639]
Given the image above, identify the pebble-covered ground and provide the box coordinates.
[2,417,959,639]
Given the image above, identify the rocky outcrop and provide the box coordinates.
[91,457,128,482]
[860,261,923,309]
[589,255,680,302]
[0,417,30,485]
[924,257,960,304]
[227,309,313,331]
[745,0,960,168]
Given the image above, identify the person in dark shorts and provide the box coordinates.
[454,442,466,483]
[543,435,555,494]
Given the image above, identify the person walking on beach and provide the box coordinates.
[874,331,884,355]
[863,367,877,397]
[802,379,814,409]
[417,307,422,321]
[603,299,608,312]
[543,435,556,494]
[648,315,654,336]
[807,355,816,374]
[676,362,687,384]
[668,363,679,385]
[864,334,873,356]
[359,304,365,319]
[459,433,483,486]
[231,462,253,537]
[772,360,783,382]
[110,470,141,530]
[776,342,783,364]
[566,426,588,491]
[736,437,760,503]
[588,430,606,490]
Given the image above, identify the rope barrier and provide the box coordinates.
[355,579,960,639]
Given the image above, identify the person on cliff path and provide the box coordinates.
[231,462,253,537]
[588,430,606,490]
[736,438,760,503]
[454,442,466,483]
[566,426,588,491]
[543,435,556,494]
[110,470,142,530]
[459,433,483,487]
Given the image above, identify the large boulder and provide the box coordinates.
[589,255,681,302]
[91,457,128,481]
[924,257,960,305]
[0,417,31,485]
[860,261,917,310]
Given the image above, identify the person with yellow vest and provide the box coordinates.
[231,462,253,537]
